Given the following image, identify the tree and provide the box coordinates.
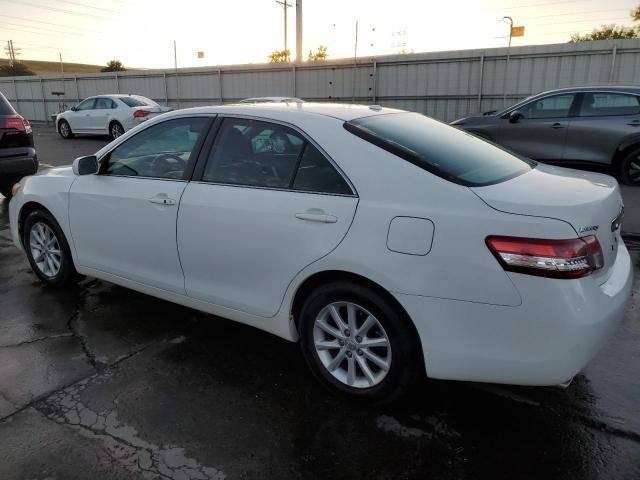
[101,59,126,72]
[308,45,328,61]
[570,4,639,41]
[0,62,35,77]
[268,50,291,63]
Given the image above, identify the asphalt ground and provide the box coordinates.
[0,126,638,479]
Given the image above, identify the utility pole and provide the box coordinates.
[173,40,178,72]
[501,16,513,107]
[295,0,303,62]
[352,21,358,102]
[276,0,292,53]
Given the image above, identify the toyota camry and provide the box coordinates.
[9,103,633,402]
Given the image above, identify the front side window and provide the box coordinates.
[345,112,535,187]
[519,94,576,119]
[102,117,209,180]
[203,118,305,188]
[579,92,640,117]
[76,99,95,111]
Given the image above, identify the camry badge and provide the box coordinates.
[578,225,599,233]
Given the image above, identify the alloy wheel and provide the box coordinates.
[60,122,70,137]
[628,154,640,185]
[111,123,124,138]
[313,301,392,389]
[29,222,62,278]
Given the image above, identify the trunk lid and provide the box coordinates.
[471,163,624,284]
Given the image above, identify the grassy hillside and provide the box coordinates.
[0,58,106,75]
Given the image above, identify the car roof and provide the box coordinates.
[240,97,304,102]
[532,85,640,97]
[161,102,405,122]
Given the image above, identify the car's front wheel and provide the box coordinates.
[22,209,78,286]
[620,147,640,186]
[58,120,74,139]
[109,121,124,139]
[299,281,421,403]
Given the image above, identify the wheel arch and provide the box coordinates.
[612,135,640,173]
[290,269,427,375]
[18,201,54,247]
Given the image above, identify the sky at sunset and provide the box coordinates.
[1,0,638,69]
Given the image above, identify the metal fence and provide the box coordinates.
[1,39,639,124]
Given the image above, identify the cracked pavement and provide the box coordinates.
[1,132,640,479]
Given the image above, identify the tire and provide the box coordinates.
[619,147,640,186]
[58,120,74,139]
[22,209,78,287]
[109,121,124,140]
[299,281,422,404]
[0,183,13,199]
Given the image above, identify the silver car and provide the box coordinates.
[451,86,640,185]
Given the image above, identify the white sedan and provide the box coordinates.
[9,103,633,402]
[56,94,172,140]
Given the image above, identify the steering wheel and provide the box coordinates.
[150,153,186,176]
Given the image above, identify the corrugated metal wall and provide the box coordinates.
[1,39,639,123]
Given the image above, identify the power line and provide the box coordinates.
[0,26,79,38]
[526,16,632,27]
[497,0,584,10]
[56,0,119,14]
[0,14,98,32]
[3,39,91,54]
[0,0,106,19]
[516,8,628,21]
[2,21,83,36]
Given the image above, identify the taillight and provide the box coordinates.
[133,109,151,118]
[486,235,604,279]
[3,116,27,132]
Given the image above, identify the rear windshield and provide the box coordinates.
[345,112,535,187]
[0,91,17,115]
[120,96,157,107]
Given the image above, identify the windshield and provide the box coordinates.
[345,112,535,187]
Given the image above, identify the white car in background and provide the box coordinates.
[56,94,172,140]
[9,103,633,402]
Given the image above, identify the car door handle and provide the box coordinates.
[295,213,337,223]
[550,123,565,129]
[148,196,176,206]
[627,120,640,127]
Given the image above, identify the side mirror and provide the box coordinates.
[509,110,523,123]
[71,106,78,112]
[72,155,98,176]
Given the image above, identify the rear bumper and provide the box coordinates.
[395,241,633,386]
[0,148,38,179]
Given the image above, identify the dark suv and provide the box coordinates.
[0,91,38,199]
[451,86,640,185]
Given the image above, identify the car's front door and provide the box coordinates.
[67,98,96,132]
[69,116,213,293]
[178,117,359,317]
[563,91,640,165]
[489,93,578,160]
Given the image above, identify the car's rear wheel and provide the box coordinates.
[58,120,74,139]
[22,209,78,286]
[620,147,640,186]
[109,121,124,140]
[299,281,421,403]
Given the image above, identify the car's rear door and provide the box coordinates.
[489,93,577,160]
[177,116,358,317]
[69,116,213,294]
[89,97,112,133]
[563,91,640,165]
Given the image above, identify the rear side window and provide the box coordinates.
[293,144,352,195]
[579,92,640,117]
[345,112,535,187]
[0,92,16,115]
